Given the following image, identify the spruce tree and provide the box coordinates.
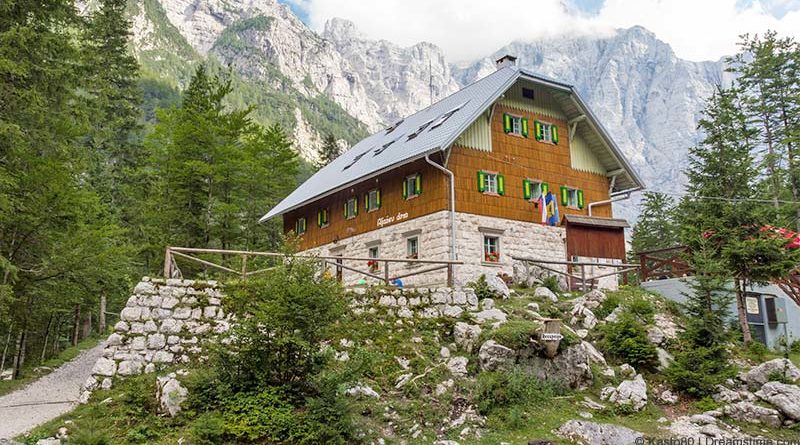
[316,133,342,169]
[631,192,680,254]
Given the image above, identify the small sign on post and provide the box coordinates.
[541,318,562,358]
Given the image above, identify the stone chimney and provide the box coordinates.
[495,55,517,70]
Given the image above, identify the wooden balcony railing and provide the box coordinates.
[637,246,691,282]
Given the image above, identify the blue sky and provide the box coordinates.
[278,0,800,62]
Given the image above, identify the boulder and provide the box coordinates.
[604,306,624,323]
[570,301,598,330]
[345,384,380,399]
[713,385,755,404]
[653,312,681,342]
[722,400,783,428]
[740,358,800,388]
[35,439,60,445]
[556,420,641,445]
[91,357,116,377]
[478,340,515,371]
[486,275,510,299]
[583,289,607,304]
[600,375,648,411]
[619,364,636,379]
[659,390,678,405]
[157,374,188,417]
[523,341,607,389]
[471,308,507,324]
[534,286,558,302]
[656,348,674,371]
[447,356,469,377]
[755,381,800,420]
[453,322,482,353]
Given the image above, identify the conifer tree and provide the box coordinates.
[316,133,342,169]
[631,192,680,254]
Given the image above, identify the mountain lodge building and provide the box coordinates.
[261,56,644,287]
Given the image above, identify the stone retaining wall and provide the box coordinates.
[82,278,229,400]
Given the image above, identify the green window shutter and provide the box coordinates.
[477,171,486,192]
[364,193,369,211]
[402,179,408,199]
[534,121,542,141]
[523,179,532,200]
[376,189,381,208]
[343,201,348,218]
[497,174,505,196]
[551,125,559,144]
[577,190,585,209]
[542,182,549,196]
[521,118,529,138]
[317,210,322,227]
[354,197,358,216]
[503,113,512,133]
[415,174,422,195]
[560,186,569,206]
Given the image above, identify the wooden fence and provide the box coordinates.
[636,246,691,282]
[164,247,462,287]
[512,256,639,291]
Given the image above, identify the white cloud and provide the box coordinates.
[290,0,800,62]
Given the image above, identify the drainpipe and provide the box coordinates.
[587,175,642,216]
[425,153,457,261]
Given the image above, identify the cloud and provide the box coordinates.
[288,0,800,62]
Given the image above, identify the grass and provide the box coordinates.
[0,335,104,397]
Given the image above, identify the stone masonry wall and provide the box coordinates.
[83,278,229,400]
[303,210,570,288]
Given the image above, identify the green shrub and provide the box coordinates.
[467,274,497,300]
[475,367,568,416]
[792,339,800,354]
[183,367,227,414]
[486,320,542,350]
[599,314,658,369]
[218,256,348,394]
[594,293,622,319]
[664,343,735,397]
[745,341,769,362]
[68,422,111,445]
[191,412,225,445]
[223,388,298,442]
[541,275,561,295]
[694,397,720,412]
[626,295,655,323]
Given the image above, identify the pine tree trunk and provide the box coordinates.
[11,330,22,379]
[735,278,753,345]
[13,329,27,379]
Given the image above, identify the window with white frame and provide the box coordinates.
[484,173,498,194]
[368,246,379,258]
[404,174,421,199]
[540,122,553,143]
[406,237,419,259]
[367,189,380,212]
[483,235,500,263]
[510,115,522,135]
[295,217,306,235]
[567,188,579,207]
[345,197,357,219]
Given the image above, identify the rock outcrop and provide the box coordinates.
[157,373,188,417]
[740,359,800,388]
[556,420,641,445]
[600,374,648,411]
[522,341,607,389]
[755,381,800,421]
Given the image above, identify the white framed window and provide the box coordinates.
[367,189,381,212]
[484,173,498,194]
[483,235,500,263]
[368,246,379,258]
[541,122,553,143]
[295,217,306,235]
[345,197,357,219]
[567,188,579,207]
[403,174,421,199]
[511,116,522,135]
[406,237,419,259]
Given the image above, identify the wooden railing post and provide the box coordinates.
[447,264,453,287]
[163,248,172,279]
[241,254,248,279]
[384,261,390,284]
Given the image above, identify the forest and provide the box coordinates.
[0,0,310,381]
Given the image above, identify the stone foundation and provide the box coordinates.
[304,210,571,288]
[82,278,229,400]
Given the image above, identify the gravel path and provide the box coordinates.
[0,342,106,439]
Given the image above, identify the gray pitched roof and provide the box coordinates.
[261,66,644,222]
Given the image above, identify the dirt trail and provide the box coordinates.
[0,342,105,439]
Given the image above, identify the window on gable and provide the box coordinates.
[559,186,585,209]
[522,87,535,100]
[344,197,358,219]
[483,235,500,263]
[523,179,548,201]
[402,174,421,199]
[534,120,559,144]
[502,113,528,137]
[366,188,381,212]
[406,237,419,259]
[295,217,306,235]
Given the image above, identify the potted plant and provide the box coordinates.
[485,252,500,263]
[367,259,379,273]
